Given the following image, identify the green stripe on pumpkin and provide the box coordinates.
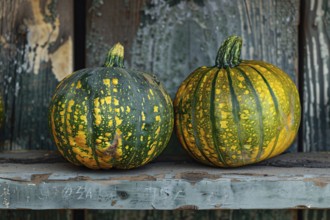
[226,68,246,165]
[191,69,216,166]
[210,69,228,166]
[245,64,282,160]
[236,67,264,161]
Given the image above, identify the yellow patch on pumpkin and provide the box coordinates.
[103,79,111,86]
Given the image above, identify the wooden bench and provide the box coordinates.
[0,151,329,210]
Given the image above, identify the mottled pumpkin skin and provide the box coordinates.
[174,37,301,167]
[49,45,173,169]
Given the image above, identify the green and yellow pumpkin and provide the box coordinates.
[49,43,174,169]
[174,36,301,167]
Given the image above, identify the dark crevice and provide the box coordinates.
[73,209,85,220]
[298,0,305,153]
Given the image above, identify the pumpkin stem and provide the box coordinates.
[104,43,124,68]
[215,35,242,68]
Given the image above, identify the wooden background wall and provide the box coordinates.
[0,0,329,219]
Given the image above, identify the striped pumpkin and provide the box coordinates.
[174,36,301,167]
[49,43,174,169]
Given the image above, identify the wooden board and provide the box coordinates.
[1,150,329,168]
[86,0,146,66]
[0,210,72,220]
[301,0,330,152]
[301,0,330,212]
[0,209,297,220]
[303,210,330,220]
[85,210,297,220]
[0,152,329,210]
[130,0,300,97]
[0,0,73,150]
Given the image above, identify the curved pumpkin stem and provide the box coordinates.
[215,35,242,68]
[104,43,124,68]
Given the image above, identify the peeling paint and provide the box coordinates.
[31,173,52,184]
[302,0,330,151]
[23,0,60,75]
[21,0,72,81]
[49,37,73,81]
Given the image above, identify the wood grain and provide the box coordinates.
[303,210,330,220]
[0,210,72,220]
[86,210,296,220]
[302,0,330,152]
[130,0,299,97]
[0,0,328,216]
[0,150,64,163]
[301,2,330,218]
[0,0,73,150]
[0,155,329,209]
[86,0,146,67]
[0,209,297,220]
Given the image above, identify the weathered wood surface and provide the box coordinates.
[130,0,300,97]
[85,209,297,220]
[303,210,330,220]
[86,0,299,95]
[0,0,73,150]
[0,210,72,220]
[0,152,329,210]
[0,209,297,220]
[1,150,330,168]
[86,0,147,66]
[302,0,330,152]
[0,150,64,163]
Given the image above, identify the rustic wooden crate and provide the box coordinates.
[0,0,329,219]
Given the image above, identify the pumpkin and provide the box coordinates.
[49,43,174,169]
[174,36,301,167]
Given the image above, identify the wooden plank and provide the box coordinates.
[86,0,146,66]
[299,1,329,218]
[301,0,330,151]
[303,210,330,220]
[0,0,73,150]
[259,152,330,168]
[0,150,64,164]
[1,150,329,168]
[130,0,300,97]
[0,210,72,220]
[0,152,329,210]
[86,210,296,220]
